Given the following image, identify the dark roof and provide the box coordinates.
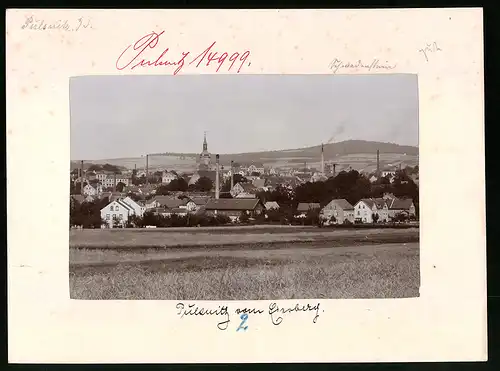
[297,202,321,212]
[329,199,354,210]
[240,182,257,192]
[372,198,388,209]
[359,199,376,209]
[150,196,186,208]
[205,198,261,211]
[389,198,414,210]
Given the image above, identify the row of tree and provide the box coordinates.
[255,169,419,216]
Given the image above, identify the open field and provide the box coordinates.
[69,227,420,300]
[69,226,419,249]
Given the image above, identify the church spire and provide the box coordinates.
[203,131,208,151]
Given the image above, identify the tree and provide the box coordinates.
[156,185,171,195]
[372,213,379,223]
[167,178,188,192]
[116,182,126,192]
[194,176,213,192]
[251,171,261,176]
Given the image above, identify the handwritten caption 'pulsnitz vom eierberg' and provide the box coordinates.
[176,302,323,331]
[115,31,252,75]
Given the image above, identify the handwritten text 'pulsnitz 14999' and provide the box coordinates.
[116,31,251,75]
[328,58,397,74]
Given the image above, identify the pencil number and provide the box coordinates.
[236,314,249,332]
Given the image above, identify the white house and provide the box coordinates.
[386,198,416,219]
[320,199,355,224]
[82,183,97,196]
[354,198,389,223]
[230,182,257,198]
[162,171,178,184]
[102,177,130,188]
[100,198,138,228]
[122,196,146,217]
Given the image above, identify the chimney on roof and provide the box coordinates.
[230,160,234,190]
[215,154,220,200]
[376,150,380,177]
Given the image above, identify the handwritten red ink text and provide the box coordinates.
[116,31,251,75]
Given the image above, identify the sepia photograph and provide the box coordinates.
[69,74,420,300]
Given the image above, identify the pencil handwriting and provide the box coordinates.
[418,42,442,62]
[328,58,397,74]
[116,31,252,75]
[21,16,93,31]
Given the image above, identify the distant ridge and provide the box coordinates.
[152,140,418,158]
[72,140,418,170]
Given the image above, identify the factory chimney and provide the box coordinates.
[215,154,220,200]
[376,150,380,177]
[80,160,84,195]
[321,143,325,174]
[230,160,234,190]
[113,172,117,192]
[146,155,149,185]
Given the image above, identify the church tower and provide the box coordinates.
[199,131,211,169]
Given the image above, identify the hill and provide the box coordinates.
[73,140,419,173]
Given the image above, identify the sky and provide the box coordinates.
[70,74,419,160]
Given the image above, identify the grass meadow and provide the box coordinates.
[69,226,420,300]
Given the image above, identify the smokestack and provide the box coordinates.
[376,150,380,177]
[146,154,149,185]
[113,172,117,192]
[321,143,325,174]
[215,154,220,200]
[230,160,234,190]
[333,163,336,178]
[80,160,84,195]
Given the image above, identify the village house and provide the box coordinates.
[100,198,140,228]
[102,176,130,188]
[121,196,146,217]
[152,207,188,217]
[296,202,321,217]
[247,163,265,175]
[386,198,416,218]
[186,196,211,212]
[320,199,355,224]
[230,182,257,198]
[82,183,102,197]
[264,201,280,211]
[354,198,389,223]
[145,195,187,210]
[162,171,178,184]
[204,198,264,221]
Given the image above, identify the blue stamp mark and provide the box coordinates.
[236,313,249,332]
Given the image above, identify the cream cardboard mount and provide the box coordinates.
[6,8,486,363]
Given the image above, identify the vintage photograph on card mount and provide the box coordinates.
[69,74,420,300]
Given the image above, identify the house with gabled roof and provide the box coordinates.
[100,198,138,228]
[320,199,355,224]
[296,202,321,217]
[230,182,257,198]
[354,198,389,223]
[204,198,263,219]
[145,195,187,210]
[386,198,416,218]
